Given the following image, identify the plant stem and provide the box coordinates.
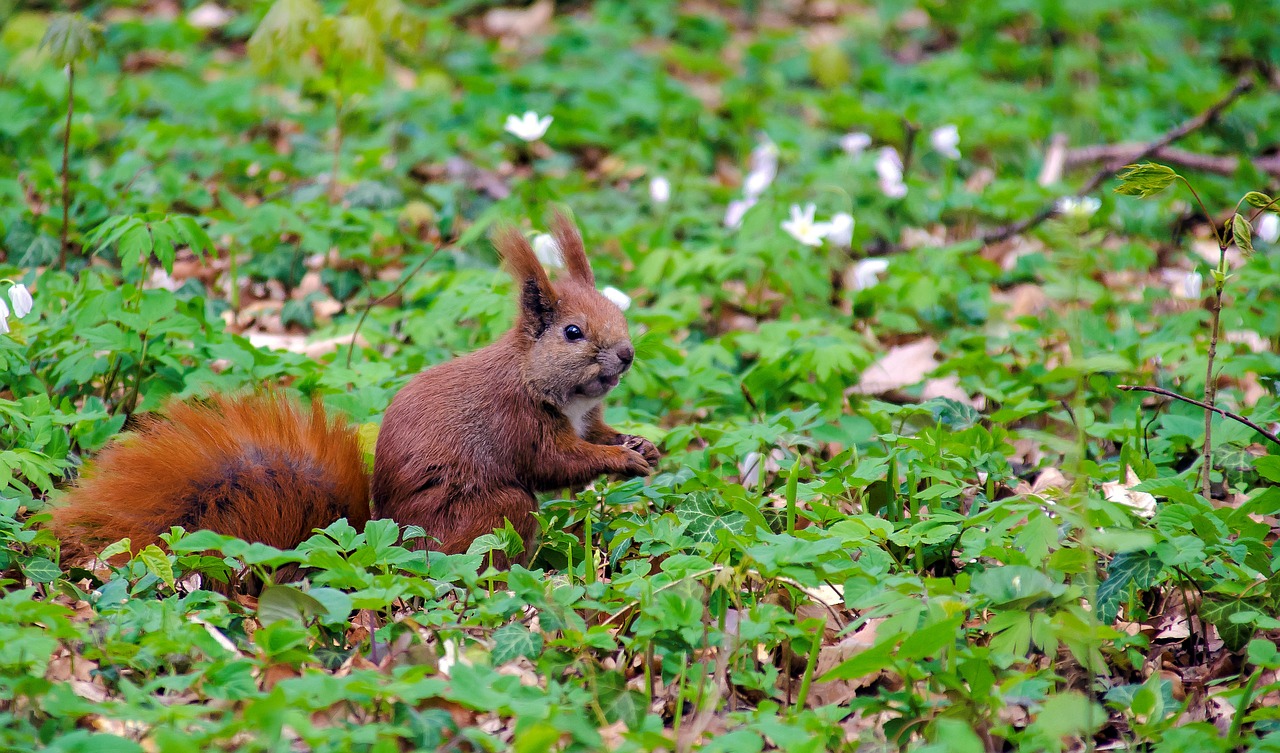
[330,92,344,204]
[59,65,75,269]
[792,622,822,711]
[1201,244,1228,499]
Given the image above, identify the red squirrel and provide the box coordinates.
[51,210,658,572]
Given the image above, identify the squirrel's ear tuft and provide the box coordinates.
[549,208,594,286]
[493,223,556,337]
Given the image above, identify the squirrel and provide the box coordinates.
[51,209,659,576]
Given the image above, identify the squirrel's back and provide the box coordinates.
[52,392,371,564]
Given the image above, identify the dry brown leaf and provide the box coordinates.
[483,0,555,41]
[804,618,883,708]
[850,338,939,395]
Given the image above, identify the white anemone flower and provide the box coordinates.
[1181,271,1203,299]
[8,284,32,318]
[930,124,961,160]
[781,204,831,247]
[601,286,631,311]
[875,147,907,197]
[749,137,779,177]
[532,233,563,269]
[1257,213,1280,244]
[825,212,855,246]
[724,198,756,229]
[649,176,671,204]
[743,168,773,199]
[839,132,872,156]
[851,258,890,290]
[503,111,553,142]
[1056,196,1101,220]
[0,298,9,335]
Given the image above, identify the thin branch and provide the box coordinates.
[344,243,445,368]
[1118,384,1280,447]
[1065,143,1280,178]
[981,75,1256,245]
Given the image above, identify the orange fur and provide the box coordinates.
[51,392,371,565]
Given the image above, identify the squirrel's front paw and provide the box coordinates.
[621,435,661,469]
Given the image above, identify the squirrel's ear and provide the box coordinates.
[493,223,557,338]
[549,208,594,287]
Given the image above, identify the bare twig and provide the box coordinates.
[344,243,445,368]
[981,75,1256,245]
[1065,143,1280,178]
[1118,384,1280,447]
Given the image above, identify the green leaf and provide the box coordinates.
[258,584,326,627]
[137,545,175,590]
[97,538,132,561]
[21,556,60,584]
[675,492,748,544]
[39,13,102,67]
[1253,456,1280,484]
[1096,550,1162,624]
[1114,162,1178,198]
[1232,213,1254,257]
[1242,191,1273,209]
[491,623,543,665]
[1201,599,1256,651]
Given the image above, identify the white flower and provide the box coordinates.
[503,111,553,142]
[743,168,773,199]
[930,124,961,160]
[875,147,907,198]
[1055,196,1101,220]
[188,2,232,29]
[649,176,670,204]
[825,212,855,247]
[839,132,872,156]
[749,137,779,177]
[879,175,908,199]
[0,298,9,335]
[601,286,631,311]
[1257,213,1280,244]
[1181,271,1203,299]
[724,198,756,229]
[8,284,32,318]
[532,234,562,269]
[781,204,831,247]
[851,258,889,290]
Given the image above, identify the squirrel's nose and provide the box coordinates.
[616,343,634,368]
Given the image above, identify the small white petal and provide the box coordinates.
[724,198,756,229]
[743,169,773,199]
[839,132,872,156]
[749,138,779,176]
[1257,213,1280,244]
[8,284,33,318]
[930,124,961,160]
[648,176,671,204]
[875,147,903,183]
[188,2,232,29]
[0,299,9,334]
[600,286,631,311]
[825,213,855,246]
[852,258,890,290]
[879,176,908,199]
[532,234,563,269]
[1181,271,1203,300]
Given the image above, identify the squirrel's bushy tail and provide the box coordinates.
[52,392,371,565]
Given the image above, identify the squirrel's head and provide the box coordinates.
[493,210,635,409]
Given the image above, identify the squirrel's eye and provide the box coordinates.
[564,325,584,342]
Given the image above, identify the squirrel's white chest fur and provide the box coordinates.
[561,397,600,438]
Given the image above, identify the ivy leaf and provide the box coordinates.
[259,585,326,627]
[1114,163,1178,198]
[491,623,543,665]
[137,545,176,590]
[1096,549,1162,624]
[674,492,747,544]
[40,14,103,67]
[1201,599,1256,651]
[1232,213,1255,257]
